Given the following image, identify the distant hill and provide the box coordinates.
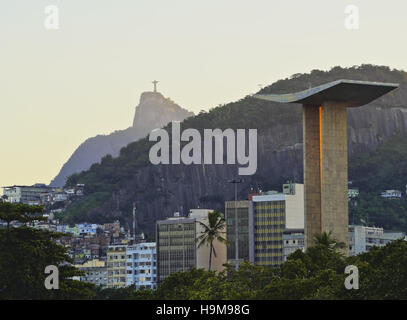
[59,65,407,235]
[49,91,194,187]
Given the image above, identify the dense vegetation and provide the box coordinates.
[2,203,406,299]
[349,135,407,193]
[349,135,407,232]
[0,203,94,299]
[93,235,407,300]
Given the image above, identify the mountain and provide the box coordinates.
[59,65,407,235]
[49,91,194,187]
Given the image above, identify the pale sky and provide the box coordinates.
[1,0,407,187]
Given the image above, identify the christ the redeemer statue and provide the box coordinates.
[152,80,159,93]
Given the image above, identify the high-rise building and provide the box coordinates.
[251,183,304,267]
[225,183,304,268]
[156,209,226,284]
[126,242,157,289]
[225,200,250,267]
[106,244,127,288]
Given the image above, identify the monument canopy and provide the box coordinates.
[254,79,399,107]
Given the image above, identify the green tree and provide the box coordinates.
[289,232,346,279]
[92,285,155,300]
[0,202,45,228]
[0,204,94,299]
[0,226,95,299]
[155,269,220,300]
[91,236,407,300]
[342,239,407,300]
[196,210,227,271]
[313,231,346,251]
[222,262,277,299]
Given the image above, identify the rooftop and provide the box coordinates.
[254,79,399,107]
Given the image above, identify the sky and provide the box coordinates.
[1,0,407,187]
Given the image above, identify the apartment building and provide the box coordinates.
[349,225,405,255]
[126,242,157,289]
[74,259,107,287]
[106,245,127,288]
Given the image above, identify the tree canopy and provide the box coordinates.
[0,203,94,299]
[94,232,407,300]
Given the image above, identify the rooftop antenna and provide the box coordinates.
[132,203,137,243]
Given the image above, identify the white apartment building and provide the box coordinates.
[126,242,157,289]
[280,225,405,259]
[349,225,405,255]
[2,184,51,205]
[283,229,305,261]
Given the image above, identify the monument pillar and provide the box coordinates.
[303,102,349,252]
[320,102,349,252]
[303,104,322,249]
[255,79,399,256]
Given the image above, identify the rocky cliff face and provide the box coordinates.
[49,92,194,187]
[82,105,407,235]
[133,92,194,131]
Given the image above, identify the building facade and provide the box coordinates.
[225,200,250,267]
[126,242,157,289]
[77,223,99,236]
[156,209,226,284]
[106,245,127,288]
[74,259,107,287]
[251,183,304,267]
[276,225,405,258]
[283,229,305,261]
[2,184,54,205]
[225,183,304,268]
[349,225,405,255]
[156,214,196,283]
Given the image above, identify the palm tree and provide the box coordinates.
[196,210,227,271]
[313,231,346,251]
